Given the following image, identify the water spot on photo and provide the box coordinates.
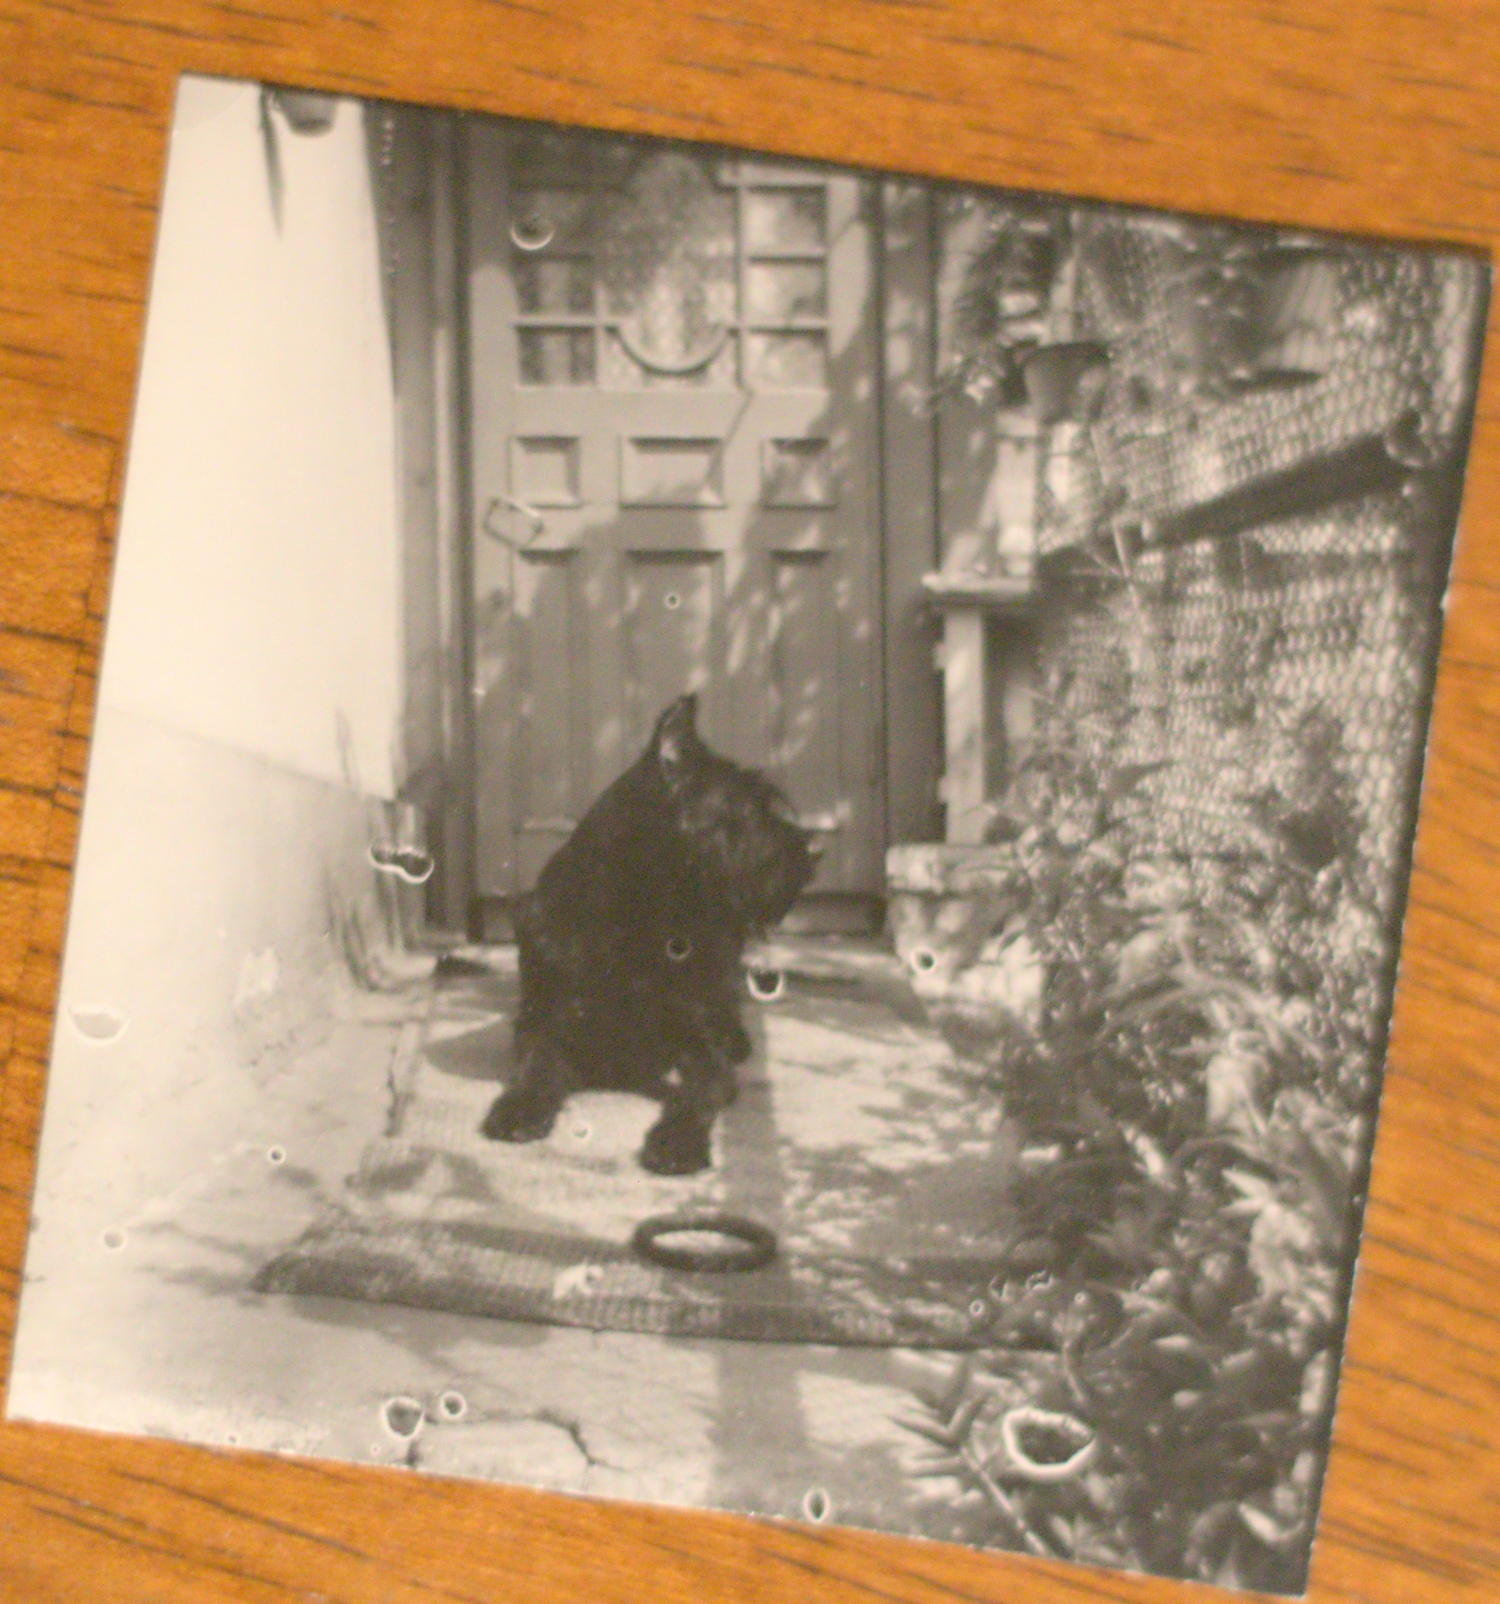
[746,967,785,1002]
[69,1007,127,1043]
[802,1487,831,1523]
[234,947,280,1011]
[382,1397,425,1439]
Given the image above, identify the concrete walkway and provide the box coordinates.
[10,946,1010,1551]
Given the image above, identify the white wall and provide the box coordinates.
[14,75,411,1297]
[103,73,401,797]
[30,708,375,1243]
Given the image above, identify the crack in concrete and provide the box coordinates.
[382,1018,428,1139]
[533,1408,626,1474]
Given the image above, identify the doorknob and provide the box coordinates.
[483,495,546,549]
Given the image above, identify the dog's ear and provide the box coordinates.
[652,694,698,772]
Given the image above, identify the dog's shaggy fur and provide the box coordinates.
[481,695,817,1174]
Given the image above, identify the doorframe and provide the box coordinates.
[385,113,943,936]
[877,178,945,851]
[382,106,475,934]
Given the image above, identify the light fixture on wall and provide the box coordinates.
[266,86,339,136]
[257,84,340,232]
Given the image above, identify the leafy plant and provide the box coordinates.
[899,719,1374,1592]
[938,204,1072,409]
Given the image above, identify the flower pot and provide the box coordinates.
[1020,341,1111,425]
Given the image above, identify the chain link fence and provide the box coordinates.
[1021,216,1488,1077]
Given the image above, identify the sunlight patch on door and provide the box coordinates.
[511,436,581,506]
[763,438,834,508]
[624,552,720,746]
[768,550,836,834]
[620,437,725,506]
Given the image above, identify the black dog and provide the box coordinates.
[481,695,818,1175]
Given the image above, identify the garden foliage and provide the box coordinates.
[901,734,1383,1592]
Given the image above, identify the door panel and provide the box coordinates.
[511,548,584,885]
[466,122,883,902]
[769,549,839,829]
[623,553,723,754]
[620,437,725,507]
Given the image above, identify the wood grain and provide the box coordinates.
[3,1,1500,1599]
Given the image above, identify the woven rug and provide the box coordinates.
[255,953,1020,1348]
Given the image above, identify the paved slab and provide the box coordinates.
[10,952,1010,1551]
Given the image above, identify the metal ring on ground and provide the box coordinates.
[631,1212,778,1274]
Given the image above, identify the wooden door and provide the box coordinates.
[465,121,883,907]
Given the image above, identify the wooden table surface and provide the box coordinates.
[3,2,1500,1600]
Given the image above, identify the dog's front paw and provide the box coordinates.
[640,1111,713,1175]
[482,1089,560,1143]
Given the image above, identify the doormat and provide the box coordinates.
[254,956,1020,1348]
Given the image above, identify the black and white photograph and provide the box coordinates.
[7,70,1490,1595]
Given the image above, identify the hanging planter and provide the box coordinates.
[1166,235,1337,401]
[1020,340,1112,426]
[937,204,1073,408]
